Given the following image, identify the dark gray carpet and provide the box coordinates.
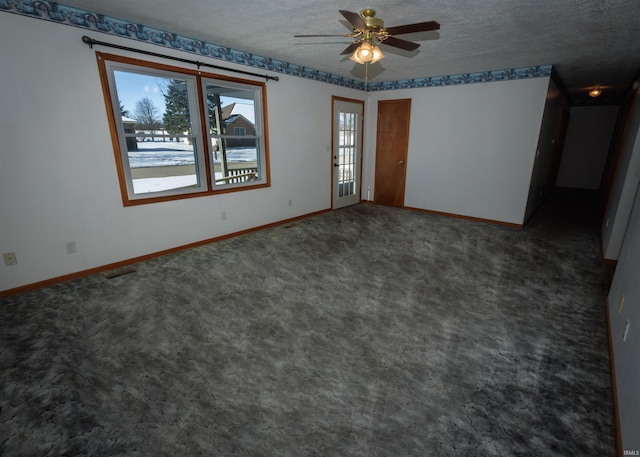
[0,190,615,456]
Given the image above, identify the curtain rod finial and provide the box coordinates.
[82,36,95,48]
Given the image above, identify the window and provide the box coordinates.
[97,53,270,205]
[338,111,357,197]
[203,79,263,187]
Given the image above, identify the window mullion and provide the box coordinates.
[195,74,214,191]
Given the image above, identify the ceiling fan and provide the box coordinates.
[294,9,440,64]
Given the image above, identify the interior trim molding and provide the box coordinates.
[2,1,551,91]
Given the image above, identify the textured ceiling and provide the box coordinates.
[59,0,640,104]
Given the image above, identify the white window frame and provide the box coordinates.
[202,77,267,189]
[104,60,206,201]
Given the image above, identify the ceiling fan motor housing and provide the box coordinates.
[360,8,384,30]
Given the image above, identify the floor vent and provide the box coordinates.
[104,268,138,280]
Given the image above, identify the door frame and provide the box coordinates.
[331,96,365,209]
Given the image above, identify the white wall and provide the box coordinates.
[601,84,640,261]
[0,13,360,292]
[556,105,619,189]
[607,181,640,453]
[363,77,550,225]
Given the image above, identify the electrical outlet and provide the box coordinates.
[221,211,227,221]
[65,241,77,254]
[618,294,625,313]
[289,199,292,207]
[3,252,18,266]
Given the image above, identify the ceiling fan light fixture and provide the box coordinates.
[353,41,373,61]
[369,45,384,63]
[348,51,366,64]
[350,41,385,64]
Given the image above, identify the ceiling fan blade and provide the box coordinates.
[385,21,440,35]
[381,36,421,51]
[339,9,367,30]
[294,34,350,37]
[340,42,361,55]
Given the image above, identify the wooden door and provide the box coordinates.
[374,99,411,207]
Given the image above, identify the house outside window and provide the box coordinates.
[97,53,270,205]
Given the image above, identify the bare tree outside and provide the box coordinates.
[134,97,161,140]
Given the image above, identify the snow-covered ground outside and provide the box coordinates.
[130,141,256,193]
[129,140,256,167]
[134,175,199,194]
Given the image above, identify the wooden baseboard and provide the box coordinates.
[0,208,331,298]
[602,258,617,284]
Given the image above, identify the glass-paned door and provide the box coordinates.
[332,98,364,209]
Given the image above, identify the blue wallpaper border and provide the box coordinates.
[366,66,553,91]
[1,0,552,91]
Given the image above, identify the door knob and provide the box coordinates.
[398,160,405,164]
[334,163,339,167]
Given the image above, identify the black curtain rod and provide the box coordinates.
[81,36,279,82]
